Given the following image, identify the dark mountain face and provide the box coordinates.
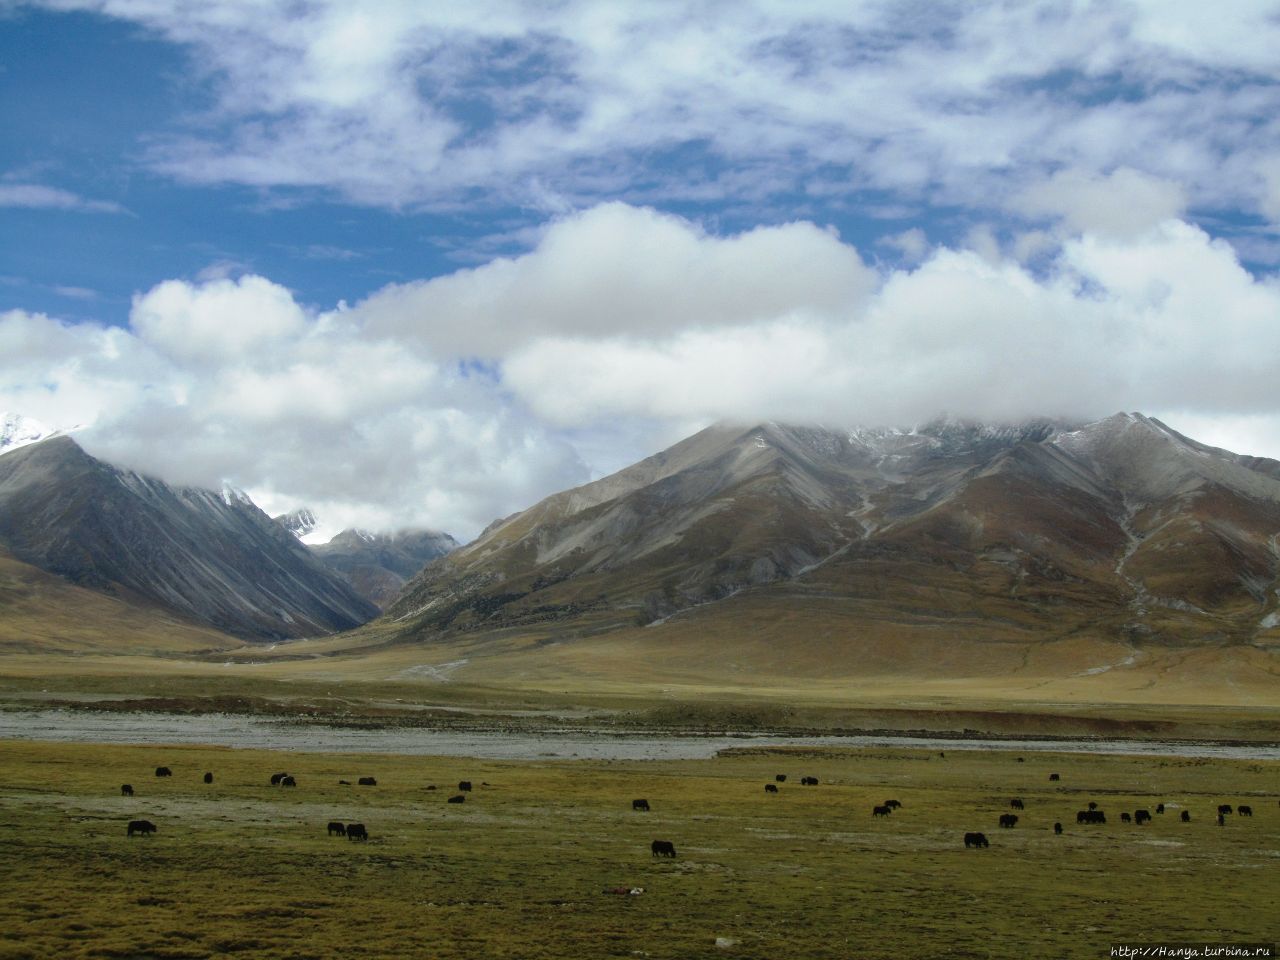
[311,528,459,609]
[0,437,378,640]
[274,508,318,539]
[386,413,1280,649]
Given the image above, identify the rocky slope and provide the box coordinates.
[385,413,1280,651]
[0,436,378,640]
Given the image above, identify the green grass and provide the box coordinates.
[0,740,1275,959]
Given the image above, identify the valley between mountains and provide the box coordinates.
[1,411,1278,711]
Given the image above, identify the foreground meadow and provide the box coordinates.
[0,740,1275,959]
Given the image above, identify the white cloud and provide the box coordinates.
[1013,167,1188,238]
[501,215,1280,430]
[351,203,875,356]
[877,228,929,264]
[6,207,1280,543]
[1258,156,1280,224]
[0,183,126,214]
[0,309,168,429]
[130,275,307,364]
[0,282,589,542]
[1146,409,1280,464]
[32,1,1280,223]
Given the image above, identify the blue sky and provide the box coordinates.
[4,1,1280,540]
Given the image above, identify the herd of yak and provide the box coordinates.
[120,762,1269,857]
[123,766,475,844]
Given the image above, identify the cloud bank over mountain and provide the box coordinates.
[4,204,1280,540]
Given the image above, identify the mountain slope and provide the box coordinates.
[0,436,378,640]
[311,528,458,608]
[0,545,241,656]
[386,414,1280,655]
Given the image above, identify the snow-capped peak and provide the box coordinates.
[273,507,319,539]
[0,412,57,456]
[220,482,254,508]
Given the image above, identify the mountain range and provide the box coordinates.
[0,434,377,640]
[2,412,1279,681]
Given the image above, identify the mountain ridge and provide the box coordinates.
[311,527,459,609]
[385,413,1280,654]
[0,435,378,640]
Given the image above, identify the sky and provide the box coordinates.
[3,1,1280,542]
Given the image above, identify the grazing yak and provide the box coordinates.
[458,781,473,792]
[127,819,156,837]
[1049,773,1060,781]
[1218,814,1226,826]
[327,821,346,836]
[632,799,651,811]
[447,795,465,804]
[1077,810,1106,824]
[154,767,172,778]
[280,776,296,788]
[203,772,213,784]
[1155,803,1164,814]
[1218,804,1233,816]
[1010,799,1024,810]
[885,800,901,809]
[1054,822,1063,835]
[1121,812,1131,823]
[872,805,892,817]
[775,775,787,782]
[963,832,989,848]
[1238,805,1253,817]
[346,823,368,841]
[121,784,133,797]
[270,772,290,786]
[358,777,377,787]
[651,840,677,858]
[765,784,779,793]
[801,777,819,786]
[1134,809,1152,825]
[1181,811,1191,822]
[998,814,1018,829]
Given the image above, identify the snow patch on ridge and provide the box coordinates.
[220,482,253,508]
[0,413,64,455]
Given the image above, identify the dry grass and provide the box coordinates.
[0,552,240,658]
[4,536,1279,712]
[0,740,1276,959]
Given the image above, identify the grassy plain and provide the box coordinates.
[0,739,1275,960]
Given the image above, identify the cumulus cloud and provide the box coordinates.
[6,206,1280,542]
[1,277,588,542]
[131,275,307,364]
[1013,168,1188,238]
[351,203,875,356]
[499,213,1280,431]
